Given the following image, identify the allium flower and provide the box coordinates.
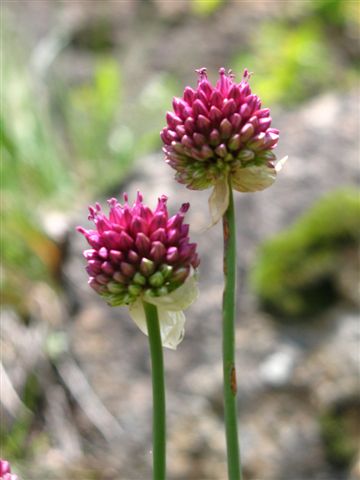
[78,192,199,349]
[0,460,18,480]
[161,68,287,223]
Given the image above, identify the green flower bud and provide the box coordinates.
[156,286,169,297]
[160,264,173,279]
[133,272,147,286]
[107,281,126,294]
[149,271,165,287]
[128,284,143,296]
[140,258,155,276]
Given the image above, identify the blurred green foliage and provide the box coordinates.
[2,23,176,313]
[62,62,177,193]
[2,36,68,310]
[63,58,127,193]
[233,0,359,106]
[134,73,179,150]
[0,374,43,460]
[311,0,359,29]
[251,190,360,318]
[191,0,224,16]
[234,22,332,106]
[320,399,360,470]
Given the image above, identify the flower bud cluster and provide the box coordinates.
[0,460,18,480]
[161,68,280,192]
[78,192,199,307]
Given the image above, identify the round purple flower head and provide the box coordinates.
[77,192,199,348]
[0,460,18,480]
[161,68,287,223]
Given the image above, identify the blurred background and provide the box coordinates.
[1,1,359,479]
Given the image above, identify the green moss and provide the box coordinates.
[250,189,360,319]
[320,399,360,470]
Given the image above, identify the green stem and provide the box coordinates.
[222,179,242,480]
[143,301,166,480]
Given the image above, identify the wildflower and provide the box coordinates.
[78,192,199,349]
[161,68,287,223]
[0,460,18,480]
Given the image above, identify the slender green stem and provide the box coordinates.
[143,301,166,480]
[222,179,242,480]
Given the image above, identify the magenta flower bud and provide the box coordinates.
[209,106,222,122]
[131,216,149,236]
[220,118,233,139]
[240,123,255,142]
[150,241,167,263]
[101,261,115,275]
[215,144,228,158]
[183,86,196,103]
[172,266,190,284]
[87,259,102,274]
[120,261,136,278]
[166,246,179,263]
[77,192,200,308]
[175,123,185,136]
[184,117,195,134]
[98,247,108,259]
[113,271,128,283]
[96,273,110,285]
[102,230,121,249]
[135,233,151,255]
[0,459,18,480]
[89,278,107,294]
[109,249,123,262]
[161,68,287,223]
[83,249,96,259]
[167,228,181,244]
[127,250,140,264]
[118,231,133,250]
[166,112,182,128]
[0,461,11,477]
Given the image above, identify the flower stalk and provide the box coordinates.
[78,192,199,477]
[161,66,286,479]
[222,178,242,480]
[143,301,166,480]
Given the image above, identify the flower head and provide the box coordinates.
[0,460,18,480]
[161,68,287,223]
[78,192,199,348]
